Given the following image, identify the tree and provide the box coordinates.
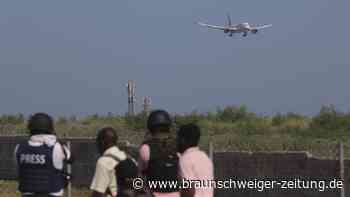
[217,105,251,122]
[312,105,339,129]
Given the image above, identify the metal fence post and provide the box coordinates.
[209,141,214,179]
[338,142,345,197]
[67,141,72,197]
[209,141,213,161]
[209,141,216,196]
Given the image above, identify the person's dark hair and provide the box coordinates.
[97,127,118,144]
[27,113,54,135]
[147,109,172,133]
[96,127,118,154]
[178,123,201,147]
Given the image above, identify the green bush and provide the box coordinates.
[311,104,350,130]
[1,105,350,158]
[0,114,25,125]
[216,105,254,122]
[124,112,147,130]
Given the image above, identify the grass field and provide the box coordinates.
[0,180,90,197]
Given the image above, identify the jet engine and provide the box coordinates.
[251,29,258,34]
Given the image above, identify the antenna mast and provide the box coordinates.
[126,80,136,116]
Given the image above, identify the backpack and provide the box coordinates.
[104,153,139,194]
[143,137,179,193]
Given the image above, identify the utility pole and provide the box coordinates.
[126,80,136,116]
[143,96,151,115]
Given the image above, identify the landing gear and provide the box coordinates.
[242,32,247,37]
[229,32,233,37]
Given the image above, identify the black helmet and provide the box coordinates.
[147,109,172,131]
[27,113,54,135]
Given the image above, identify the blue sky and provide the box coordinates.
[0,0,349,117]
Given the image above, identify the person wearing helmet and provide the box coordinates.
[14,113,72,197]
[138,110,180,197]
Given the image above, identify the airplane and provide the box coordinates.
[197,14,272,37]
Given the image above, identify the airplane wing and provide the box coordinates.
[197,22,235,31]
[251,24,272,30]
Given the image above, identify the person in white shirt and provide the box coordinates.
[90,127,128,197]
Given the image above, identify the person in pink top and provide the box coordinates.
[177,124,214,197]
[138,110,180,197]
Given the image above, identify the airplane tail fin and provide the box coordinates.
[226,13,232,27]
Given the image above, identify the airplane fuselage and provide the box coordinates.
[197,15,272,38]
[236,23,250,30]
[229,23,250,32]
[225,23,252,37]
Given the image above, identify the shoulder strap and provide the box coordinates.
[104,153,138,167]
[103,154,123,163]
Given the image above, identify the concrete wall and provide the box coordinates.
[1,137,348,196]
